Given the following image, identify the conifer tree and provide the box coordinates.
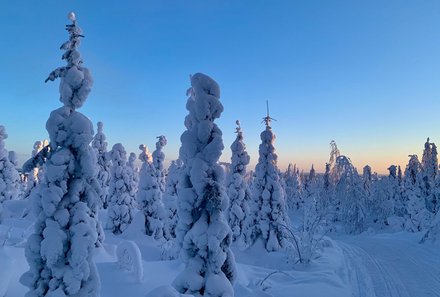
[107,143,136,234]
[136,144,166,239]
[227,120,251,247]
[0,125,20,206]
[20,13,101,296]
[152,135,167,193]
[92,121,111,208]
[163,159,182,240]
[173,73,236,296]
[249,102,288,251]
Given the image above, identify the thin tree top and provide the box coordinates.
[45,12,93,110]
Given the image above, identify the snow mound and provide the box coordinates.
[116,240,143,283]
[146,285,193,297]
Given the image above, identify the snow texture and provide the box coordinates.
[20,14,101,297]
[173,73,236,296]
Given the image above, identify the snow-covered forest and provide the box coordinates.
[1,12,439,297]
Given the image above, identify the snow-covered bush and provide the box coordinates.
[136,144,166,239]
[92,121,111,209]
[248,112,288,252]
[173,73,236,296]
[226,120,251,247]
[107,143,137,234]
[116,240,143,283]
[20,13,101,296]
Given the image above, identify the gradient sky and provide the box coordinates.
[1,0,440,174]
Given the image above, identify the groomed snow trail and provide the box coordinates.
[337,233,440,297]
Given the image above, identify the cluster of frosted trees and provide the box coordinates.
[1,12,440,297]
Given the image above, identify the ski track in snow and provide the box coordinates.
[337,234,440,297]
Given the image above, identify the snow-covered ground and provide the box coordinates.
[336,232,440,297]
[1,218,438,297]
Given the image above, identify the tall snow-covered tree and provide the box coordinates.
[173,73,236,296]
[403,154,432,231]
[127,152,139,195]
[20,13,101,296]
[283,164,303,211]
[249,105,288,252]
[420,138,438,214]
[152,135,167,193]
[107,143,136,234]
[226,120,251,247]
[333,156,367,234]
[0,125,20,206]
[387,165,404,217]
[362,165,372,195]
[92,121,111,209]
[163,159,182,240]
[136,144,166,239]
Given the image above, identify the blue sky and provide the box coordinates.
[1,0,440,173]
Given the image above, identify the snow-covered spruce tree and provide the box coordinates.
[136,144,166,240]
[20,13,101,297]
[152,135,167,193]
[333,156,367,234]
[249,107,288,252]
[23,141,45,198]
[420,138,439,214]
[296,165,328,263]
[107,143,136,234]
[283,164,303,211]
[127,152,139,196]
[91,121,111,209]
[226,120,251,247]
[163,159,182,240]
[0,125,20,206]
[385,165,404,217]
[173,73,236,296]
[362,165,372,196]
[403,154,432,231]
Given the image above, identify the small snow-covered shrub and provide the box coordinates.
[116,240,143,283]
